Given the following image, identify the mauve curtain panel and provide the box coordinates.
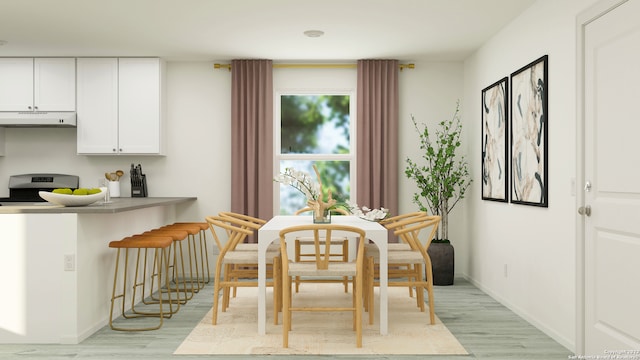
[356,59,399,217]
[231,59,274,229]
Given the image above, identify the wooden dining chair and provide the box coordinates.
[362,211,428,317]
[218,211,279,252]
[293,206,350,292]
[206,215,281,325]
[365,214,441,325]
[378,211,429,249]
[217,211,281,300]
[279,224,367,348]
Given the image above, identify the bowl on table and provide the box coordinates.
[39,190,105,207]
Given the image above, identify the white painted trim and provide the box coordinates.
[60,319,107,344]
[463,275,574,351]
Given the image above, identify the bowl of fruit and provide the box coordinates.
[39,188,105,207]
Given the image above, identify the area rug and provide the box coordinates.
[174,283,468,355]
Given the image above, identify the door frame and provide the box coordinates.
[575,0,629,354]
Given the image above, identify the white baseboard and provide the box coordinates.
[461,274,575,352]
[60,319,108,344]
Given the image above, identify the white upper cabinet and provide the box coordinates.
[76,57,165,155]
[76,58,119,154]
[0,58,76,112]
[0,58,33,111]
[34,58,77,111]
[118,58,164,155]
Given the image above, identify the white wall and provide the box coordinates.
[462,0,600,351]
[155,61,232,220]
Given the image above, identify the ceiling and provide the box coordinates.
[0,0,535,62]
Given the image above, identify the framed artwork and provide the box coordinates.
[510,55,548,207]
[481,77,509,202]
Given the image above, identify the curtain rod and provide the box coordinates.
[213,63,415,71]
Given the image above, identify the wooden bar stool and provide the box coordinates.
[108,235,175,331]
[125,234,182,317]
[142,228,194,303]
[161,223,205,292]
[174,222,211,284]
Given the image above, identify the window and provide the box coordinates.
[275,92,354,214]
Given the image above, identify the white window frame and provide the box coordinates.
[273,89,357,215]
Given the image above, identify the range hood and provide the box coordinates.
[0,112,77,127]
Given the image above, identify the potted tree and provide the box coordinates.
[405,101,472,285]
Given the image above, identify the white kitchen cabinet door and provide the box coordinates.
[77,57,165,155]
[76,58,119,154]
[34,58,76,111]
[0,58,34,111]
[118,58,164,155]
[0,57,75,112]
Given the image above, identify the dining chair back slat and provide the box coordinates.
[278,223,367,348]
[293,207,350,293]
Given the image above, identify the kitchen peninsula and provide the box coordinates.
[0,197,196,344]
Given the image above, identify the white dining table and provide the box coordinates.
[257,215,389,335]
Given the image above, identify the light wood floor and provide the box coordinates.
[0,278,572,359]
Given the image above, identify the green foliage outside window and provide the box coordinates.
[279,95,351,214]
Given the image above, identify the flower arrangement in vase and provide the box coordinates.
[274,164,336,223]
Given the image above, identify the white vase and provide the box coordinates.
[108,181,120,198]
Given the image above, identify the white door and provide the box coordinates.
[583,0,640,354]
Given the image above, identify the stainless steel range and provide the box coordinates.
[0,173,79,204]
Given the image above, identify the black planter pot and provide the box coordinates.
[427,242,455,286]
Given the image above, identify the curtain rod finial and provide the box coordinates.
[400,63,415,71]
[214,63,232,71]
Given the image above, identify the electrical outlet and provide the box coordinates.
[64,254,75,271]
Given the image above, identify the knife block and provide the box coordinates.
[131,174,148,197]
